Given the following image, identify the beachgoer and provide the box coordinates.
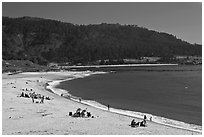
[143,115,147,124]
[135,122,140,126]
[87,112,91,117]
[32,92,37,99]
[69,112,72,116]
[76,108,81,113]
[140,120,146,127]
[131,119,136,126]
[108,105,110,111]
[79,98,81,102]
[31,95,34,103]
[81,109,86,117]
[20,92,24,97]
[76,108,81,117]
[46,96,51,100]
[144,115,147,120]
[24,93,29,98]
[40,96,44,103]
[150,116,152,121]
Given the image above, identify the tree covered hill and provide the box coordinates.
[2,16,202,65]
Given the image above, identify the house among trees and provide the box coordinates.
[174,56,202,65]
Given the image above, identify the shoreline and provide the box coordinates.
[2,71,202,135]
[46,71,202,133]
[60,63,178,69]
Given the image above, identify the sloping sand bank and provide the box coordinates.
[2,71,202,135]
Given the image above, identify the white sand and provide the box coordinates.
[2,71,202,135]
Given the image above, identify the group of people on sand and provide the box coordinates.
[19,91,50,103]
[130,115,152,127]
[69,108,94,118]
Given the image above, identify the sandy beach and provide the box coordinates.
[2,71,202,135]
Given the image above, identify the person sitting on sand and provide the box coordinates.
[130,119,147,127]
[140,120,146,127]
[87,112,91,117]
[20,92,24,97]
[81,109,86,117]
[45,96,51,100]
[131,119,136,127]
[24,93,30,98]
[30,94,34,103]
[76,108,81,117]
[76,108,81,113]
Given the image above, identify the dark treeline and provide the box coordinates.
[2,16,202,65]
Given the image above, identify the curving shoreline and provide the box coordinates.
[3,70,202,135]
[46,71,202,133]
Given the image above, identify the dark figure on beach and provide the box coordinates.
[131,119,136,127]
[140,120,146,127]
[87,112,91,117]
[40,96,45,103]
[81,109,86,117]
[76,108,81,113]
[20,92,24,97]
[69,112,72,116]
[24,93,30,98]
[130,119,141,127]
[144,115,147,120]
[108,105,110,111]
[46,96,51,100]
[143,115,147,124]
[150,116,152,121]
[31,96,34,103]
[76,108,81,117]
[79,98,81,102]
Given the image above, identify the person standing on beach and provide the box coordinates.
[144,115,147,120]
[150,116,152,121]
[143,115,147,124]
[31,94,34,103]
[40,96,44,103]
[108,105,110,111]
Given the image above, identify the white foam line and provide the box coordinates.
[46,71,107,96]
[76,99,202,133]
[46,70,202,133]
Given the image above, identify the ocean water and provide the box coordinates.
[56,65,202,131]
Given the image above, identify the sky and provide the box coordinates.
[2,2,202,44]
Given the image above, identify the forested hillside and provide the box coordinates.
[2,16,202,65]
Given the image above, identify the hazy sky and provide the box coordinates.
[2,2,202,44]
